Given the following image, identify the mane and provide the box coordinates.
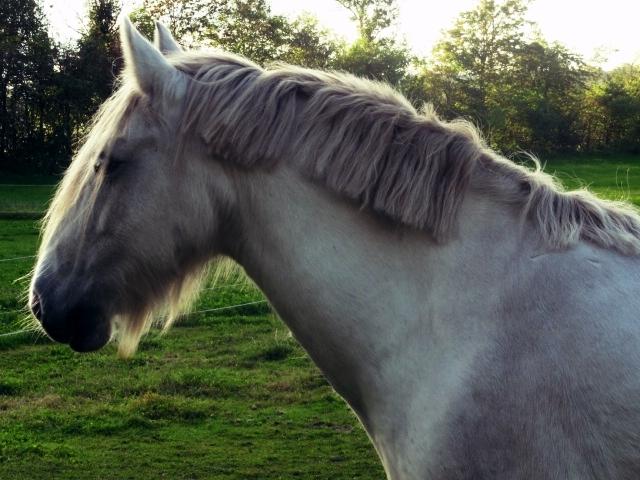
[166,51,640,255]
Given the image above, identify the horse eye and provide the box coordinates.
[94,160,102,173]
[105,157,125,176]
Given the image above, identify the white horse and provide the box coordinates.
[29,18,640,479]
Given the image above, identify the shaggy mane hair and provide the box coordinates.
[169,51,640,254]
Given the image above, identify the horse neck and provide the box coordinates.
[228,164,530,473]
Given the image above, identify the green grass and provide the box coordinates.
[0,176,57,217]
[1,154,639,479]
[542,153,640,205]
[0,319,381,479]
[0,219,39,318]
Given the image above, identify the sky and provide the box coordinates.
[45,0,640,70]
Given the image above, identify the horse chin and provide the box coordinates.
[67,313,112,353]
[34,297,113,352]
[64,305,111,352]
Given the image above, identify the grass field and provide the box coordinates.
[543,153,640,205]
[1,154,639,479]
[0,175,56,217]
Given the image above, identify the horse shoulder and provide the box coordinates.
[424,243,640,479]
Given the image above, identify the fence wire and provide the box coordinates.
[0,254,36,263]
[0,282,250,317]
[0,217,268,344]
[0,184,56,187]
[0,300,269,340]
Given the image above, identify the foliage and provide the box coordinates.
[1,0,639,174]
[0,0,55,172]
[581,65,640,153]
[426,0,532,146]
[334,37,408,85]
[333,0,409,85]
[209,0,297,64]
[72,1,123,134]
[405,0,628,155]
[0,0,123,174]
[141,0,226,46]
[335,0,398,43]
[506,41,589,152]
[280,14,340,69]
[140,0,340,67]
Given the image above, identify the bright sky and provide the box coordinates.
[46,0,640,70]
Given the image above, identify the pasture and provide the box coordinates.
[0,154,639,479]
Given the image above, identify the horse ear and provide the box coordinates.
[153,21,182,55]
[120,16,181,96]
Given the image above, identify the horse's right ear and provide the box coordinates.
[120,16,184,97]
[154,21,182,55]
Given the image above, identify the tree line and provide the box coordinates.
[1,0,638,174]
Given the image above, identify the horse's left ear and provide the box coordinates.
[154,21,182,55]
[120,16,183,96]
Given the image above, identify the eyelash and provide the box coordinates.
[94,155,125,176]
[105,157,125,176]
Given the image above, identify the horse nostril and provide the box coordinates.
[31,291,43,322]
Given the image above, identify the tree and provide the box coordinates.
[0,0,56,171]
[279,14,340,69]
[336,0,397,43]
[74,0,123,119]
[3,0,637,176]
[141,0,224,47]
[334,38,408,85]
[432,0,530,127]
[129,7,156,40]
[40,0,124,173]
[418,0,594,153]
[400,59,461,117]
[333,0,409,85]
[140,0,339,67]
[582,65,640,152]
[507,40,590,152]
[208,0,297,64]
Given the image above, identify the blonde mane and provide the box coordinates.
[165,50,640,255]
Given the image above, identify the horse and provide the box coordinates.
[29,17,640,479]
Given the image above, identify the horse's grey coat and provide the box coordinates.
[235,167,640,479]
[30,17,640,479]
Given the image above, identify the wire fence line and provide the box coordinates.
[0,329,35,338]
[183,300,267,316]
[0,254,37,263]
[0,234,266,343]
[0,282,252,316]
[0,300,269,340]
[0,184,57,187]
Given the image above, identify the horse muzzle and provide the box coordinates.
[30,277,112,353]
